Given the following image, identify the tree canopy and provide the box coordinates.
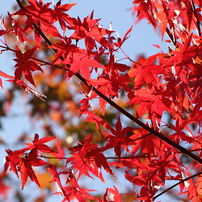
[0,0,202,201]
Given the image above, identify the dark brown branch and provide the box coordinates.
[165,27,177,47]
[40,154,155,160]
[190,0,201,36]
[41,155,68,160]
[153,171,202,200]
[14,0,202,166]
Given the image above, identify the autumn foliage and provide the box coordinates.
[0,0,202,201]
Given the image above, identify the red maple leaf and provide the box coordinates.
[89,77,119,115]
[49,37,79,64]
[13,0,61,37]
[0,70,15,88]
[128,55,164,89]
[89,72,130,115]
[63,49,105,80]
[4,134,60,189]
[4,149,24,178]
[24,134,64,159]
[19,149,48,189]
[79,97,92,116]
[129,88,172,121]
[7,12,30,43]
[24,133,56,154]
[68,134,114,181]
[13,47,43,86]
[104,116,134,159]
[85,111,112,135]
[114,26,133,48]
[52,1,77,31]
[70,12,113,51]
[132,0,158,28]
[64,172,96,202]
[103,186,123,202]
[4,147,47,189]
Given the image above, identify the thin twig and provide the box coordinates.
[189,0,201,36]
[153,171,202,200]
[41,155,68,160]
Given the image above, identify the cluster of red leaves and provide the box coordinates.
[1,0,202,201]
[4,134,63,189]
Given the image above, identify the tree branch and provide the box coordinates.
[190,0,201,36]
[153,171,202,200]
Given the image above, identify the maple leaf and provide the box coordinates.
[62,175,96,202]
[24,134,64,161]
[104,116,134,159]
[132,0,158,28]
[67,135,104,181]
[89,77,119,115]
[89,73,130,115]
[85,111,112,135]
[13,47,43,86]
[6,11,31,43]
[79,97,92,116]
[103,186,123,202]
[4,147,47,189]
[68,134,114,181]
[24,133,56,153]
[4,134,59,189]
[63,49,105,80]
[114,26,133,48]
[70,12,113,51]
[13,0,61,37]
[49,37,79,64]
[128,55,164,89]
[19,149,46,189]
[4,149,24,178]
[163,34,197,69]
[52,1,77,31]
[129,88,172,121]
[0,70,15,88]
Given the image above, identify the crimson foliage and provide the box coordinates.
[0,0,202,201]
